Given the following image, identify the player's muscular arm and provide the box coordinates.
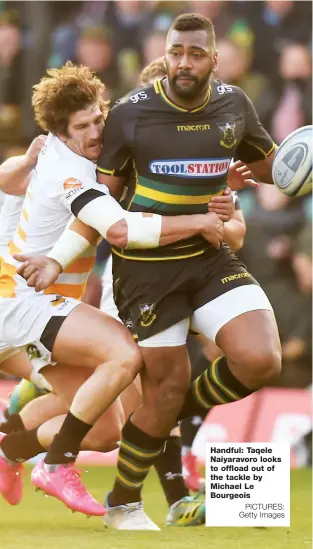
[14,194,224,291]
[74,192,223,250]
[245,150,276,185]
[0,135,47,195]
[0,157,33,195]
[106,212,223,249]
[223,210,246,253]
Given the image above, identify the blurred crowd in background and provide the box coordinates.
[0,1,312,387]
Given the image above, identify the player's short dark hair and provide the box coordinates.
[169,13,215,49]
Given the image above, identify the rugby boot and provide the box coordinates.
[31,458,105,516]
[0,432,24,505]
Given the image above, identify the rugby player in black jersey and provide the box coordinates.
[139,54,248,506]
[95,13,281,529]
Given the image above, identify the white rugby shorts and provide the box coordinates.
[138,285,273,347]
[0,293,80,372]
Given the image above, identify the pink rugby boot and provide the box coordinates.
[31,458,106,516]
[0,432,24,505]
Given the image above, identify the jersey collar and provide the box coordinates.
[154,78,211,113]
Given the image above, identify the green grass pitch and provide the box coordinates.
[1,466,311,549]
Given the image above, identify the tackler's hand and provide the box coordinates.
[13,254,62,292]
[200,212,224,249]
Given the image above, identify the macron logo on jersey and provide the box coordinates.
[149,158,231,178]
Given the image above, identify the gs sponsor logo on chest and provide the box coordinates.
[130,91,148,104]
[217,84,234,95]
[149,158,231,178]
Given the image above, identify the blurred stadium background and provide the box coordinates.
[0,1,312,467]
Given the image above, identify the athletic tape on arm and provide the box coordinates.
[76,194,162,248]
[47,230,91,270]
[124,211,162,249]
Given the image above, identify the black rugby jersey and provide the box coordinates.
[97,78,275,261]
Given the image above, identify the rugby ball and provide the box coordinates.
[272,125,312,196]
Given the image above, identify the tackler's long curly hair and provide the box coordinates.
[32,61,109,136]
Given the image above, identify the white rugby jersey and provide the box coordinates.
[0,134,107,299]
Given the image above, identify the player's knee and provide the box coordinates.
[118,346,143,382]
[98,343,142,385]
[157,376,189,413]
[249,347,282,386]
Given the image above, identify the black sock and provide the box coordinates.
[181,414,206,448]
[109,418,166,507]
[44,411,92,465]
[154,435,189,507]
[179,356,254,420]
[0,428,45,462]
[0,413,25,434]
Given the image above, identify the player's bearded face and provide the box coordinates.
[165,30,215,100]
[169,66,213,99]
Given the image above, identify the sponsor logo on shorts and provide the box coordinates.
[217,122,238,149]
[26,344,41,359]
[50,296,66,307]
[221,272,251,284]
[149,158,231,178]
[177,124,210,132]
[139,303,156,327]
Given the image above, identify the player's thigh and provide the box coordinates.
[0,350,33,380]
[191,284,281,381]
[41,363,95,407]
[137,319,191,406]
[51,303,141,369]
[21,393,66,430]
[215,308,281,365]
